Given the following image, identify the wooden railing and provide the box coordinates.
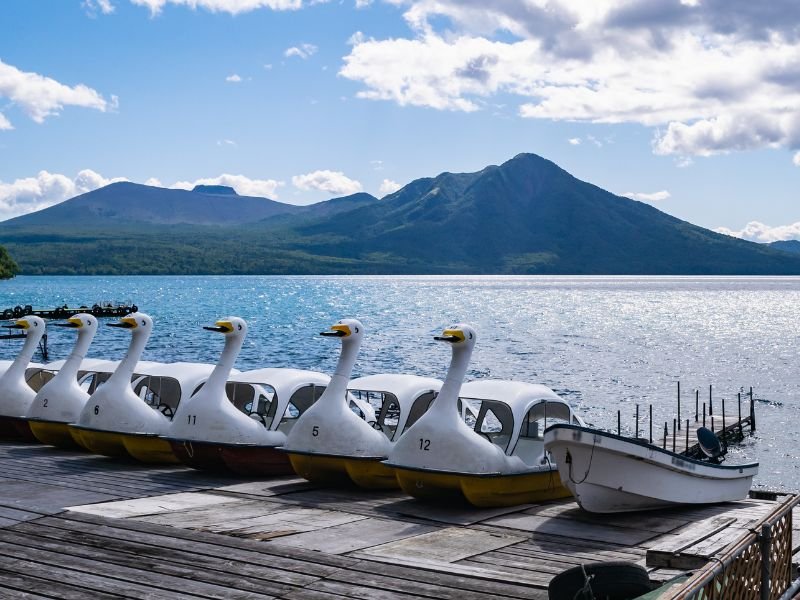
[660,494,799,599]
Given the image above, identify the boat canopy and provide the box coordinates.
[348,374,442,441]
[226,368,329,432]
[459,380,584,458]
[131,362,217,416]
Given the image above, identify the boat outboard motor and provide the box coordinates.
[697,427,726,463]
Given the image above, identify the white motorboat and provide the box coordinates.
[543,423,759,513]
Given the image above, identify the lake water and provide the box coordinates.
[0,275,798,491]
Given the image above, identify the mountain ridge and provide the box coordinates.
[2,153,799,275]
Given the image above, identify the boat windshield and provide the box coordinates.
[275,384,324,433]
[402,391,438,434]
[134,375,182,416]
[466,399,514,452]
[348,389,402,440]
[510,400,576,464]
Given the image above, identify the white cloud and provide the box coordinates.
[170,174,284,198]
[348,31,366,46]
[0,59,115,128]
[568,137,581,145]
[225,74,242,83]
[0,113,12,131]
[263,63,273,70]
[285,43,318,59]
[130,0,305,16]
[340,1,800,161]
[622,190,671,202]
[0,169,126,220]
[82,0,115,15]
[715,221,800,243]
[379,179,401,196]
[794,152,800,167]
[144,177,163,187]
[292,170,363,195]
[216,139,237,146]
[355,0,371,7]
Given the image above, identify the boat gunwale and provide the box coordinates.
[279,447,387,461]
[544,423,759,473]
[385,461,556,478]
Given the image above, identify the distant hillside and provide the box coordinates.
[2,153,800,275]
[769,240,800,254]
[1,182,303,227]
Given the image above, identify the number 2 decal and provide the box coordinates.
[42,398,48,408]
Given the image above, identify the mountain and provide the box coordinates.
[286,153,800,274]
[1,182,303,227]
[769,240,800,254]
[2,153,800,275]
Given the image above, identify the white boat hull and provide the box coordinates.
[543,424,758,513]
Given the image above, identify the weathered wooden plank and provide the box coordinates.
[0,553,198,599]
[10,520,320,588]
[347,552,548,589]
[47,512,360,571]
[67,492,239,518]
[222,507,369,539]
[485,512,658,545]
[359,528,525,564]
[326,563,542,600]
[646,516,736,567]
[348,558,544,598]
[272,517,435,555]
[215,478,318,497]
[521,501,689,534]
[0,537,275,600]
[0,526,288,598]
[0,567,116,600]
[0,477,119,513]
[380,498,532,526]
[305,578,440,600]
[133,499,288,528]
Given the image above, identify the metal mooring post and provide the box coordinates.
[761,522,772,600]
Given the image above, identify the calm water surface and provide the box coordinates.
[0,275,797,491]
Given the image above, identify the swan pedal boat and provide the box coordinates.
[288,372,443,489]
[68,313,189,463]
[543,423,759,513]
[389,379,585,507]
[25,314,109,448]
[27,357,118,448]
[164,317,331,476]
[0,317,47,441]
[283,319,445,489]
[118,361,218,463]
[386,324,586,507]
[167,367,329,475]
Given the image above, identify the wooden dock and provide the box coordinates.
[0,440,797,599]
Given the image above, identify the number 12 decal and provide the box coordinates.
[419,438,430,451]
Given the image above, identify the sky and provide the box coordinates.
[1,0,800,241]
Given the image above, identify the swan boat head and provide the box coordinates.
[71,312,170,441]
[27,313,98,426]
[0,315,47,420]
[167,316,282,446]
[386,323,510,476]
[283,318,391,456]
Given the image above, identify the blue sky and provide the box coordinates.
[1,0,800,241]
